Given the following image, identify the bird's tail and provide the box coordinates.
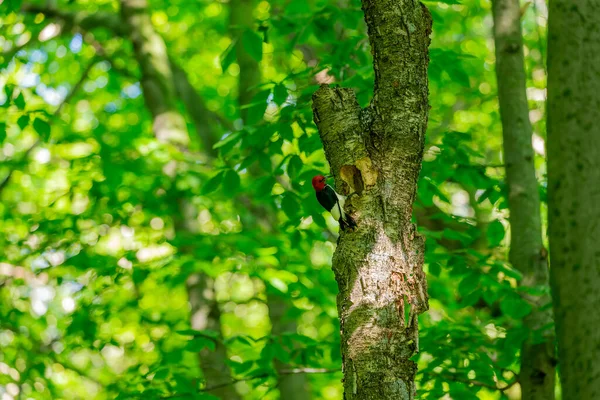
[340,214,358,231]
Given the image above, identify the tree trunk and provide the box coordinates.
[311,1,431,398]
[187,275,242,399]
[491,1,556,398]
[230,0,261,124]
[120,0,188,147]
[547,1,600,398]
[119,2,240,399]
[268,294,312,399]
[229,0,312,397]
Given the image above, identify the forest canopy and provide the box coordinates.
[1,0,599,399]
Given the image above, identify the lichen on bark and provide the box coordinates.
[311,1,432,398]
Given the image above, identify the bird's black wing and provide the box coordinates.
[316,186,338,212]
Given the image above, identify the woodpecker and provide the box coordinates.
[311,175,357,230]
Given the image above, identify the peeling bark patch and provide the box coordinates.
[341,165,365,195]
[356,157,379,187]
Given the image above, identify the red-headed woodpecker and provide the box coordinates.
[311,175,357,230]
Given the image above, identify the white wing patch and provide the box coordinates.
[329,192,346,221]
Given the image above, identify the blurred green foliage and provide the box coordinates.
[0,0,549,399]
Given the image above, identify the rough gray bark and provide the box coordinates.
[119,2,240,399]
[547,1,600,398]
[491,1,555,398]
[311,1,431,398]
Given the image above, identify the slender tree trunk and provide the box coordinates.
[21,2,236,395]
[119,0,188,147]
[119,2,240,399]
[230,0,311,397]
[187,275,242,399]
[170,62,222,153]
[311,1,431,398]
[547,1,600,398]
[268,294,312,398]
[491,1,555,398]
[230,0,261,123]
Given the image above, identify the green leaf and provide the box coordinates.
[0,123,6,143]
[152,368,170,381]
[500,294,532,319]
[281,194,298,220]
[460,290,480,307]
[260,342,276,361]
[228,359,255,376]
[5,0,24,12]
[17,115,29,130]
[224,335,255,346]
[220,40,238,72]
[298,133,322,154]
[201,171,224,194]
[242,29,263,62]
[14,92,25,110]
[246,90,270,125]
[177,329,220,339]
[273,83,288,105]
[185,337,216,352]
[272,341,291,363]
[238,152,258,171]
[3,86,14,106]
[285,0,311,15]
[428,262,441,277]
[33,118,51,140]
[311,212,327,228]
[223,169,241,195]
[486,220,505,247]
[482,289,498,306]
[287,155,303,179]
[279,124,294,141]
[458,272,479,297]
[258,152,272,172]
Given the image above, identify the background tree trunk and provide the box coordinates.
[20,3,237,395]
[230,0,261,124]
[311,1,431,398]
[119,2,241,398]
[491,0,555,398]
[229,0,312,397]
[547,0,600,398]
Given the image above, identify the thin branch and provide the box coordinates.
[280,367,339,375]
[81,32,139,80]
[438,373,519,392]
[203,368,339,392]
[21,4,127,35]
[56,55,99,114]
[159,367,339,398]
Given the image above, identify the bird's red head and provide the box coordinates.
[312,175,327,192]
